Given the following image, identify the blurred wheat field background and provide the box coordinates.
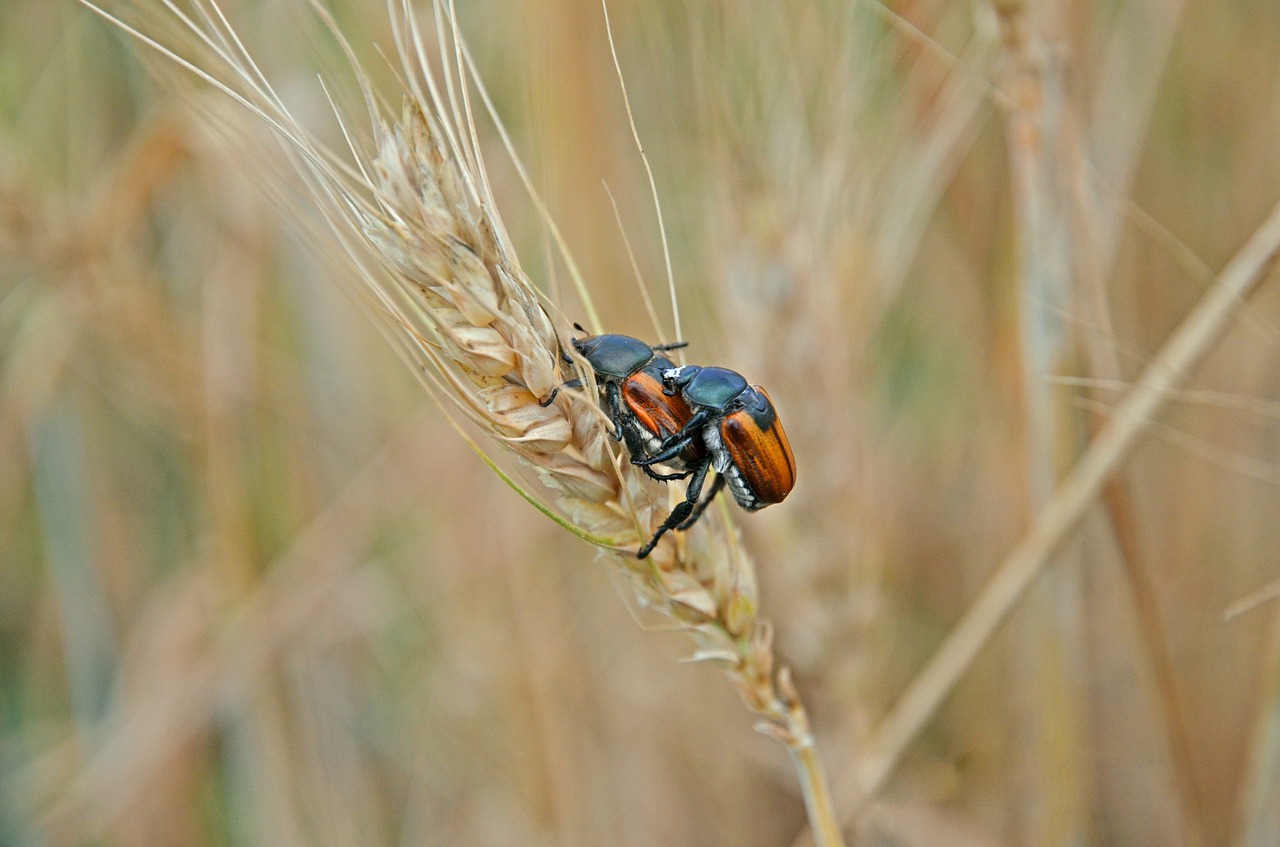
[4,0,1280,845]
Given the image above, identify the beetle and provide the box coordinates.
[540,331,702,482]
[633,365,796,558]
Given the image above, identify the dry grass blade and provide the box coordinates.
[996,2,1200,841]
[68,0,845,843]
[22,411,438,842]
[842,195,1280,818]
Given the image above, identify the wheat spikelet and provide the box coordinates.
[79,0,842,841]
[355,50,791,739]
[357,97,752,605]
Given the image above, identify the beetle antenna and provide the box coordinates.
[653,340,688,352]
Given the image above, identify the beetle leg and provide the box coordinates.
[634,410,709,466]
[661,409,710,449]
[652,340,688,352]
[605,382,625,442]
[639,464,693,482]
[539,333,583,406]
[538,377,583,407]
[604,384,685,480]
[632,433,695,467]
[637,458,711,559]
[676,473,724,530]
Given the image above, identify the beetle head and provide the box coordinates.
[660,364,699,396]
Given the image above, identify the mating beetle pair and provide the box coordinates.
[544,331,796,558]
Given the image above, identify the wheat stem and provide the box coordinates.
[790,742,843,847]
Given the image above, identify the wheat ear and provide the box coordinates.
[78,0,845,843]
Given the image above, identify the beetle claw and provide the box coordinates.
[637,461,692,482]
